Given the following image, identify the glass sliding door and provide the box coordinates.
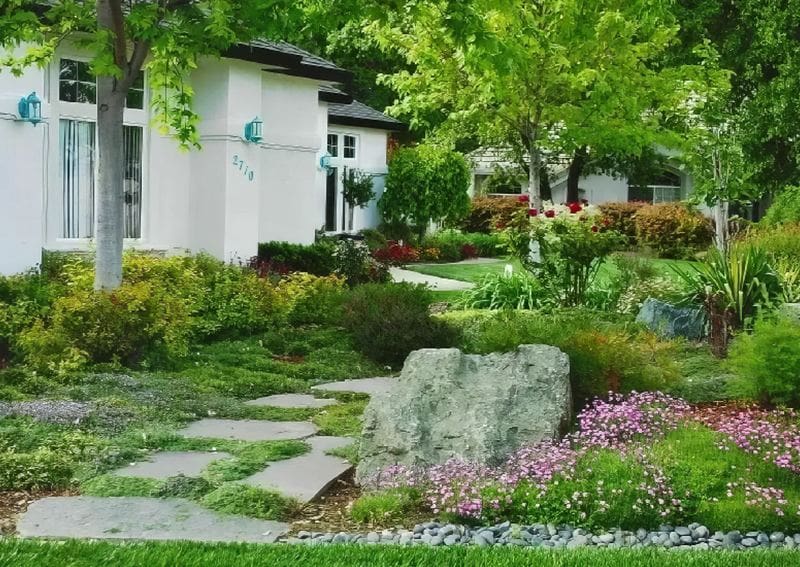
[60,119,96,238]
[123,125,143,238]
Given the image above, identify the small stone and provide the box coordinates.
[695,526,709,539]
[567,535,589,548]
[636,528,648,541]
[317,534,333,543]
[366,532,380,543]
[712,531,725,541]
[477,530,495,545]
[509,538,528,546]
[770,532,785,543]
[785,537,795,549]
[675,527,691,537]
[413,524,424,534]
[440,525,455,537]
[598,534,614,544]
[443,535,459,546]
[679,536,693,545]
[741,538,759,548]
[297,531,311,539]
[745,531,760,538]
[669,532,681,545]
[430,536,443,546]
[757,533,770,545]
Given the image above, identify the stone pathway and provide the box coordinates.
[16,387,381,542]
[246,393,337,408]
[243,436,354,502]
[312,376,397,396]
[390,266,473,291]
[112,451,232,479]
[177,418,317,442]
[18,497,288,543]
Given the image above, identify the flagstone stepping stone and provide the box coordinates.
[112,451,232,480]
[17,496,288,543]
[243,436,354,502]
[245,393,337,409]
[312,377,397,396]
[177,419,317,442]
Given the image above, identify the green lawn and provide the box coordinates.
[0,540,797,567]
[409,255,697,286]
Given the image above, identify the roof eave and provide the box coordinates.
[329,115,406,132]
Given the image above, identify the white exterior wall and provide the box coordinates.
[322,122,389,233]
[1,46,396,274]
[0,52,45,274]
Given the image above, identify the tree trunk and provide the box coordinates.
[94,79,126,290]
[566,146,588,203]
[528,144,542,209]
[539,164,552,202]
[348,205,354,231]
[713,199,729,253]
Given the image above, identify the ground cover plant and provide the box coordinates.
[365,392,800,533]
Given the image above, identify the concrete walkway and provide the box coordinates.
[390,267,473,291]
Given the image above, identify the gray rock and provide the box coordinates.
[669,532,681,545]
[112,451,232,480]
[741,538,759,547]
[177,419,317,442]
[757,533,770,544]
[444,535,459,546]
[17,496,288,543]
[332,533,349,544]
[636,298,706,340]
[430,536,443,546]
[357,346,571,482]
[366,532,380,543]
[599,534,615,544]
[695,526,709,539]
[312,377,397,396]
[770,532,785,543]
[567,535,589,548]
[675,526,691,537]
[245,394,337,409]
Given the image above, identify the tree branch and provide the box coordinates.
[108,0,127,68]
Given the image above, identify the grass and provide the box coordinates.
[350,487,423,525]
[199,483,297,520]
[407,255,696,286]
[1,540,798,567]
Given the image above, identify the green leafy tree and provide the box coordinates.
[376,0,694,208]
[1,0,293,290]
[378,145,470,241]
[673,0,800,193]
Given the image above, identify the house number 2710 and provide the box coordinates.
[232,155,255,182]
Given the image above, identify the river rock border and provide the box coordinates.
[284,521,800,550]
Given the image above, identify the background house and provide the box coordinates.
[469,148,694,205]
[0,41,403,275]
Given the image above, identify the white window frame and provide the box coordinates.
[46,51,149,248]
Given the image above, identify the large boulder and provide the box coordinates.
[356,345,571,484]
[636,298,706,340]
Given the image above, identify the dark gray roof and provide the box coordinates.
[328,100,405,131]
[225,40,352,83]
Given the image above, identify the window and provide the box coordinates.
[59,59,96,104]
[59,58,144,109]
[60,120,144,239]
[343,135,357,159]
[628,170,682,204]
[327,134,339,157]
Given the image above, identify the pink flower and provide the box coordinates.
[528,208,539,217]
[544,209,556,218]
[518,194,530,203]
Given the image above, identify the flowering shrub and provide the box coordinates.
[504,202,623,306]
[598,201,648,244]
[372,241,420,266]
[332,239,390,286]
[459,195,527,233]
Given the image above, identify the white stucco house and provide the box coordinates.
[0,40,404,275]
[469,148,694,205]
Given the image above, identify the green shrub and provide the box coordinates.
[727,316,800,407]
[200,483,295,520]
[739,222,800,264]
[0,448,75,490]
[19,280,194,373]
[423,230,504,259]
[379,145,472,241]
[343,283,457,366]
[0,269,62,364]
[674,246,781,328]
[277,272,348,326]
[332,239,390,286]
[458,272,549,310]
[453,310,678,406]
[598,201,648,244]
[257,241,336,275]
[634,203,713,259]
[459,195,526,233]
[351,488,424,525]
[762,185,800,225]
[359,228,388,251]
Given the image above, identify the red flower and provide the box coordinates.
[517,194,530,203]
[591,225,599,233]
[602,218,611,226]
[544,209,556,218]
[528,208,539,217]
[567,202,583,214]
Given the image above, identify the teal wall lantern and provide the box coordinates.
[244,116,263,143]
[18,92,42,126]
[318,152,333,175]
